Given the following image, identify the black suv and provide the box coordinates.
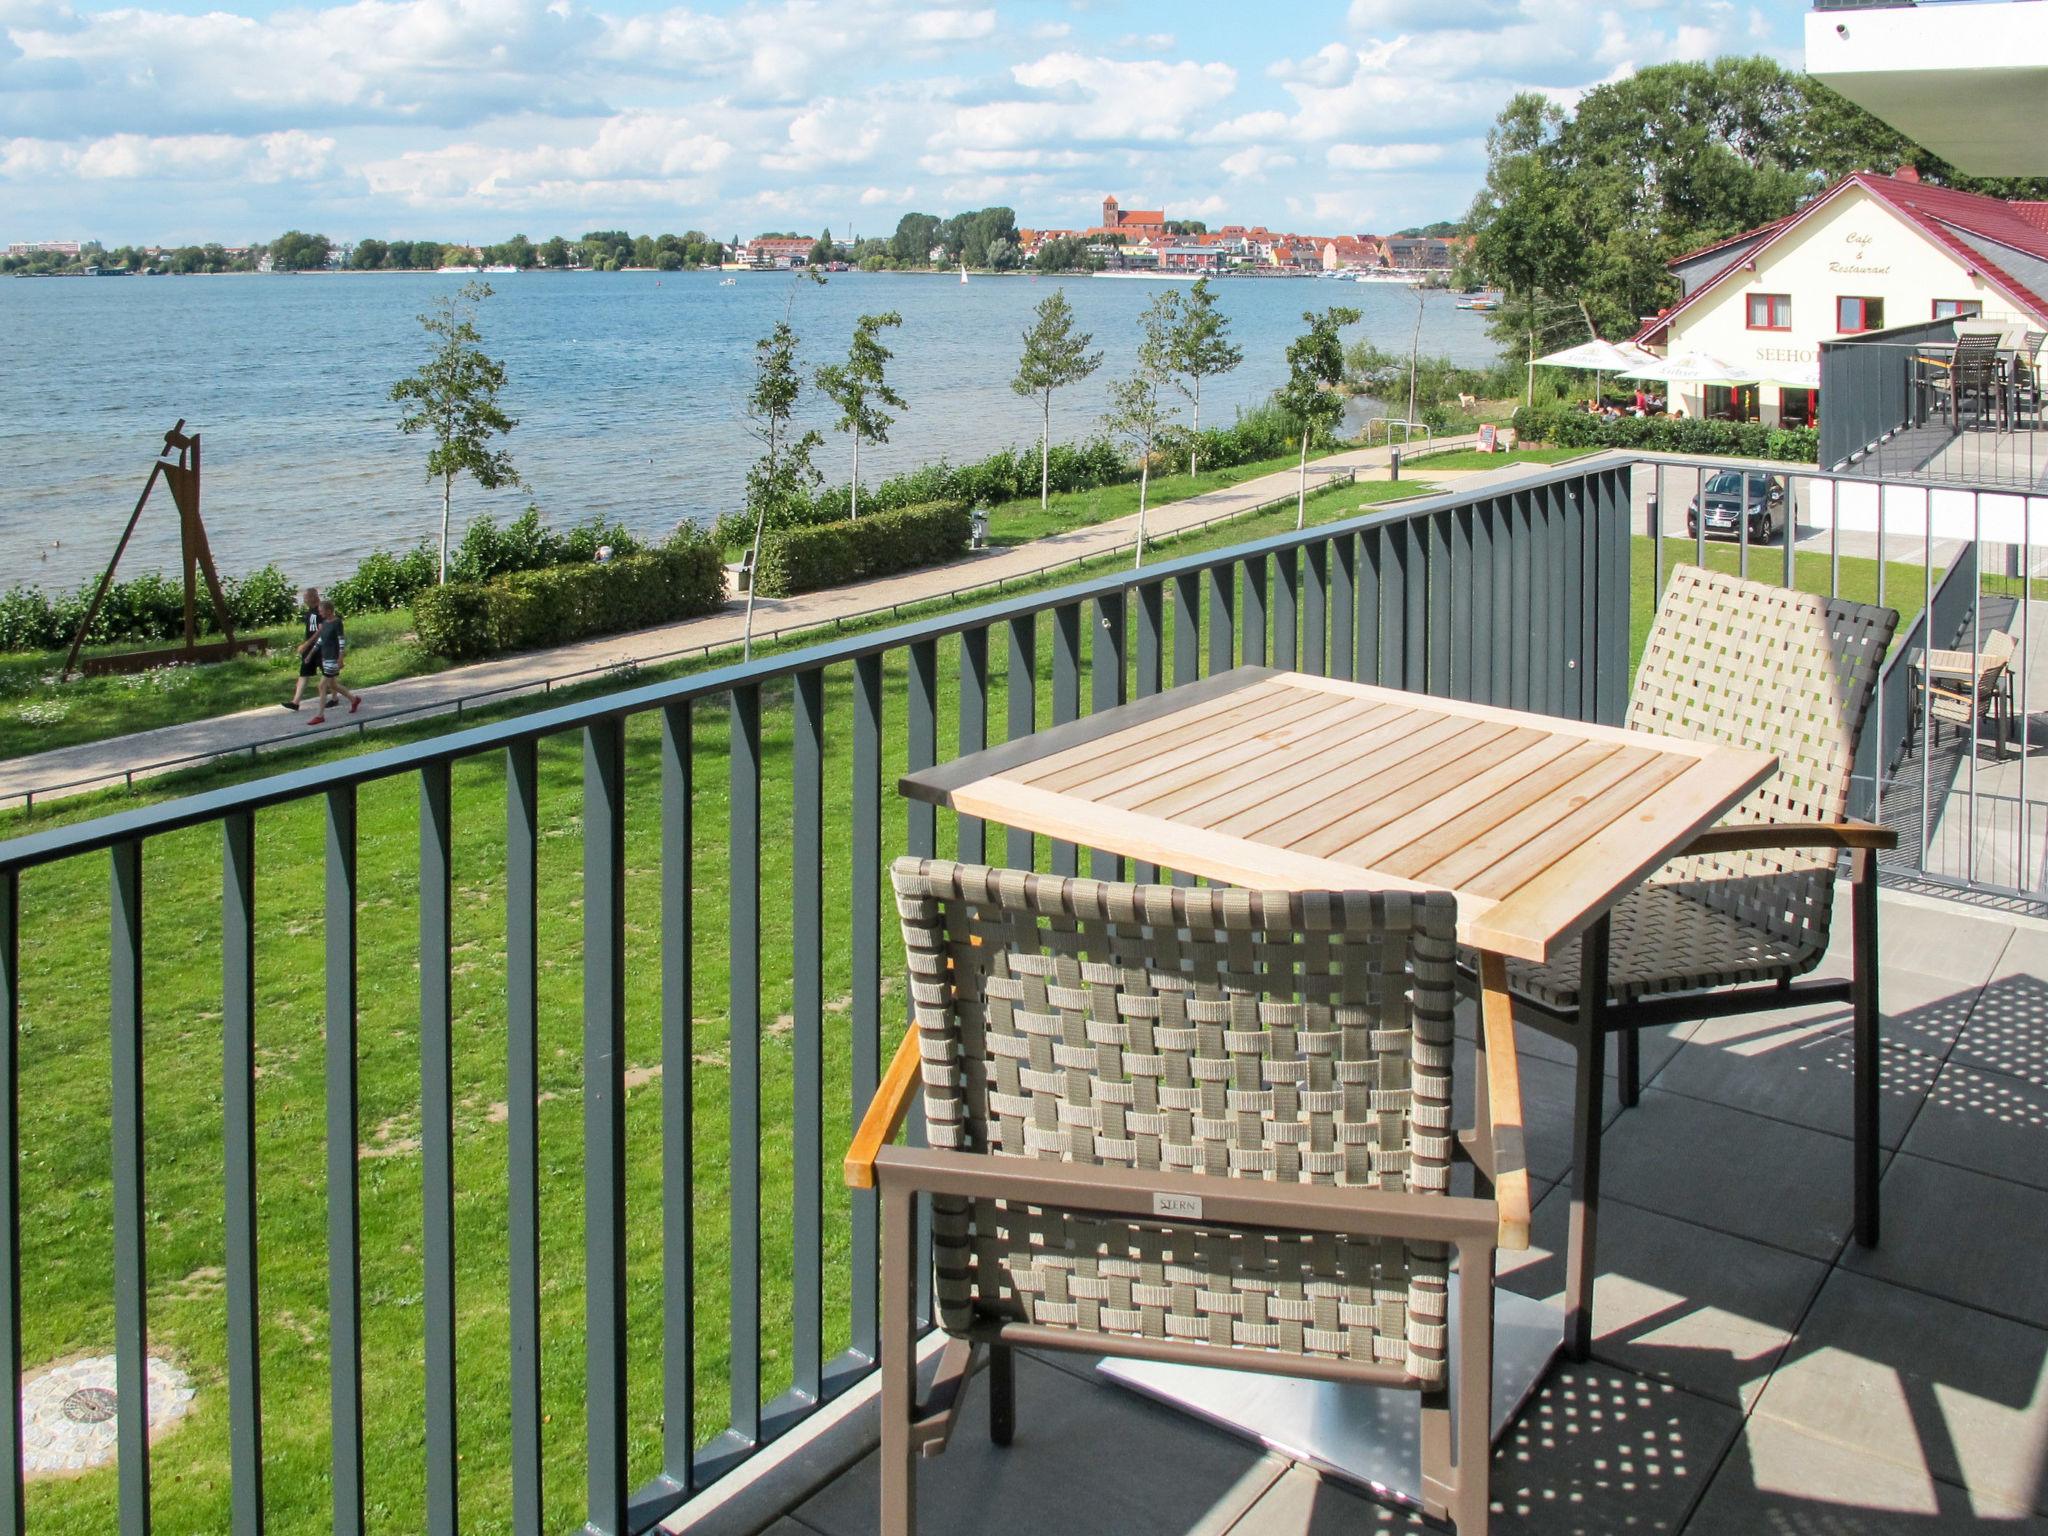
[1686,470,1786,542]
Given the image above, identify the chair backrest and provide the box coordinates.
[1628,565,1898,951]
[890,858,1461,1374]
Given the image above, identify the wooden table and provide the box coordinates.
[902,667,1777,965]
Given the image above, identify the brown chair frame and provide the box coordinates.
[848,860,1530,1535]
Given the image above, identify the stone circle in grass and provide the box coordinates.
[21,1355,192,1476]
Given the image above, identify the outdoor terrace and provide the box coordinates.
[0,452,2040,1536]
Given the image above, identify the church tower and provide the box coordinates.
[1102,195,1120,230]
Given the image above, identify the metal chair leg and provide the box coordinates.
[1564,917,1610,1362]
[880,1182,919,1535]
[988,1344,1015,1447]
[1616,1028,1640,1108]
[1851,848,1882,1248]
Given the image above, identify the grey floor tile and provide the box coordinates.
[1685,1416,2048,1534]
[1752,1268,2048,1516]
[1596,1090,1857,1262]
[1949,968,2048,1091]
[1839,1153,2048,1329]
[796,1352,1281,1536]
[1226,1463,1431,1531]
[1491,1364,1742,1534]
[1653,1005,1943,1150]
[1497,1184,1826,1409]
[1814,898,2012,989]
[1903,1057,2048,1191]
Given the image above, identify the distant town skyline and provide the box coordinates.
[1,0,1799,245]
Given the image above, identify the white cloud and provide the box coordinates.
[858,183,914,205]
[1327,141,1443,172]
[361,113,729,207]
[1220,145,1295,179]
[3,128,338,182]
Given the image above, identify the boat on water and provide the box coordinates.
[959,261,969,284]
[1351,268,1422,286]
[1455,294,1502,311]
[719,276,737,286]
[1093,269,1200,281]
[437,264,480,274]
[483,263,518,274]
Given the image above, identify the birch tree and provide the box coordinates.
[1278,305,1360,529]
[1167,277,1243,476]
[1010,290,1102,508]
[389,280,520,583]
[814,310,906,520]
[1100,293,1181,567]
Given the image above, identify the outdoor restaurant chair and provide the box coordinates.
[847,859,1528,1535]
[1498,565,1898,1358]
[1950,329,2007,430]
[1909,628,2018,756]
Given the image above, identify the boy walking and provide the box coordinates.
[283,587,321,710]
[306,599,363,725]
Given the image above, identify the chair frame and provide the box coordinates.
[847,869,1531,1536]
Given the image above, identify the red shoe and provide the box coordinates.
[307,714,326,726]
[349,695,363,714]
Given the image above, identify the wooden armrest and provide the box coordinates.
[1477,953,1530,1252]
[1683,819,1897,855]
[843,1025,924,1191]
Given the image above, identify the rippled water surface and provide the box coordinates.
[0,270,1501,588]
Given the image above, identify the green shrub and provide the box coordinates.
[1509,405,1817,464]
[326,545,439,613]
[412,534,726,661]
[752,500,971,598]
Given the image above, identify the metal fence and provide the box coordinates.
[1819,319,1961,473]
[0,459,1633,1536]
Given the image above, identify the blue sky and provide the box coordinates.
[0,0,1800,245]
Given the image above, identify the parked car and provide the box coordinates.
[1686,470,1787,542]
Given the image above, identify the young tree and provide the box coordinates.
[1099,293,1181,567]
[739,299,825,658]
[814,311,906,520]
[1277,305,1360,530]
[389,280,521,582]
[1167,276,1244,476]
[1010,290,1103,509]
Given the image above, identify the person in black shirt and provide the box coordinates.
[305,599,363,724]
[283,587,321,711]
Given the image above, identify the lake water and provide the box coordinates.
[0,270,1501,590]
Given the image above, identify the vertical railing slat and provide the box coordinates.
[791,672,824,1405]
[505,740,544,1530]
[585,719,629,1534]
[1472,503,1496,706]
[1005,621,1036,870]
[1091,594,1127,880]
[957,631,988,864]
[1242,556,1268,667]
[1273,547,1298,669]
[1051,607,1081,876]
[1206,563,1234,677]
[420,763,458,1536]
[1358,530,1382,685]
[1303,542,1327,677]
[724,691,761,1452]
[1329,536,1355,682]
[324,788,364,1536]
[657,709,693,1487]
[904,642,937,1326]
[110,839,150,1536]
[1172,571,1200,688]
[850,658,882,1359]
[0,872,17,1536]
[221,816,262,1536]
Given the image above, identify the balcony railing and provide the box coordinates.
[0,451,2034,1533]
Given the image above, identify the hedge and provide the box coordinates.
[1510,405,1819,465]
[412,535,726,661]
[0,564,297,653]
[751,500,972,598]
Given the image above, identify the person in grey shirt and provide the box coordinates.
[306,599,364,724]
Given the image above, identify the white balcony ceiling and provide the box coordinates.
[1805,2,2048,177]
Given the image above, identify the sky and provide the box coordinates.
[0,0,1801,246]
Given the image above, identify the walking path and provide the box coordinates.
[0,437,1505,807]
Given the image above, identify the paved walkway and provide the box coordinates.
[0,438,1500,806]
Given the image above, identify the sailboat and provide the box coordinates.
[959,261,969,285]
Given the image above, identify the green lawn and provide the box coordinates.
[0,610,440,761]
[0,471,1434,1535]
[1402,447,1594,472]
[984,450,1314,546]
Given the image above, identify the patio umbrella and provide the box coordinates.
[1619,350,1754,384]
[1533,338,1662,404]
[1763,360,1820,391]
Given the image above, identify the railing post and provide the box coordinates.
[110,839,150,1536]
[584,718,629,1535]
[221,817,262,1536]
[419,762,458,1536]
[505,739,545,1528]
[324,788,364,1536]
[792,671,825,1405]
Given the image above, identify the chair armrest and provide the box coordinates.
[1683,819,1898,855]
[1476,953,1530,1252]
[843,1025,924,1191]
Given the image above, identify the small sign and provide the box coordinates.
[1152,1191,1203,1220]
[1477,424,1499,453]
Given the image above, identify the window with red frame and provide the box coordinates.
[1933,299,1983,319]
[1746,293,1792,330]
[1837,296,1885,333]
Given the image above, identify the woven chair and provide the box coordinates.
[1910,630,2017,757]
[847,859,1529,1535]
[1502,565,1899,1358]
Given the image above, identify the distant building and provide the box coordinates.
[742,236,815,269]
[5,241,82,258]
[1099,196,1167,239]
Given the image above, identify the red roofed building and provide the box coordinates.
[1099,196,1166,237]
[1632,169,2048,428]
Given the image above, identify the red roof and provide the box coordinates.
[1117,209,1165,225]
[1636,172,2048,343]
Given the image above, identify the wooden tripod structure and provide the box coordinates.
[61,421,268,680]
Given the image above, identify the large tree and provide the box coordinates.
[1010,290,1103,509]
[389,280,521,583]
[1166,277,1243,476]
[814,311,906,519]
[1278,306,1359,530]
[889,212,941,266]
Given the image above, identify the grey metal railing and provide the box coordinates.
[0,458,1634,1536]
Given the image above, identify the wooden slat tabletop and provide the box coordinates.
[901,667,1775,963]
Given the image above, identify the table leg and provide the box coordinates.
[1564,915,1611,1363]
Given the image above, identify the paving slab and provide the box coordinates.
[1685,1416,2048,1534]
[1752,1268,2048,1516]
[1948,968,2048,1091]
[795,1351,1281,1536]
[1902,1057,2048,1191]
[1595,1089,1860,1262]
[1498,1184,1827,1410]
[1839,1153,2048,1329]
